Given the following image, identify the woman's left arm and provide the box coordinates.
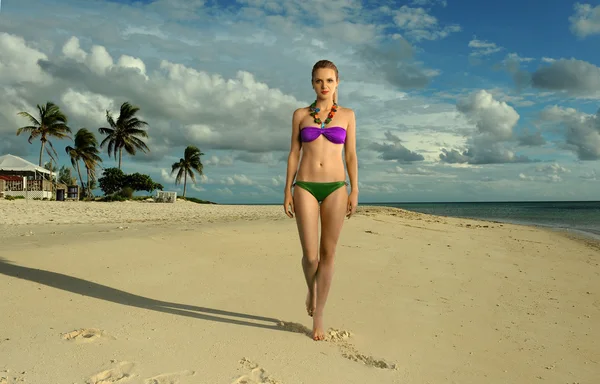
[345,109,359,217]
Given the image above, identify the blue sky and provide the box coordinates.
[0,0,599,203]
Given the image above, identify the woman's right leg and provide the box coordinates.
[292,185,320,318]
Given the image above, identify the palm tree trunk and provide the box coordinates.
[183,172,187,198]
[39,140,45,166]
[87,168,93,198]
[75,161,85,199]
[118,148,122,170]
[85,168,90,198]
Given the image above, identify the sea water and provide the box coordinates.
[370,201,600,240]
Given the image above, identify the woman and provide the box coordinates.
[283,59,359,341]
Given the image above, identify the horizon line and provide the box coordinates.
[217,199,600,205]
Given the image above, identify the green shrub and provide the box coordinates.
[100,194,127,202]
[98,168,163,197]
[119,187,134,199]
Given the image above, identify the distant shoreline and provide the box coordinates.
[2,198,599,245]
[229,200,600,205]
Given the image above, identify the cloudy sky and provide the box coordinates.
[1,0,599,203]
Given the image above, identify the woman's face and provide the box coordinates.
[312,68,338,99]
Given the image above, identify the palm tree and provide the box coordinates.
[98,101,149,170]
[66,128,103,198]
[16,102,72,166]
[171,146,204,198]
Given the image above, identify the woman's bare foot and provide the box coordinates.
[305,291,316,317]
[312,312,325,341]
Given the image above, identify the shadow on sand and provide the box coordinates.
[0,258,311,337]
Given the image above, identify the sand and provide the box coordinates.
[0,199,599,384]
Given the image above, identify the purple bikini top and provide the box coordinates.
[300,126,346,144]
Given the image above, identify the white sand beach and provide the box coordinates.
[0,199,599,384]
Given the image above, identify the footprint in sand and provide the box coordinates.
[231,358,282,384]
[86,361,135,384]
[1,369,26,383]
[339,347,398,370]
[277,322,397,370]
[61,328,113,343]
[0,369,25,384]
[326,328,398,370]
[143,370,196,384]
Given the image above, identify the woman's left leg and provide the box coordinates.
[312,184,348,340]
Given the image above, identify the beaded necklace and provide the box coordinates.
[309,100,338,129]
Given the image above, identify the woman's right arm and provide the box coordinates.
[284,108,303,196]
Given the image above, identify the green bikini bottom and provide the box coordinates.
[293,181,348,203]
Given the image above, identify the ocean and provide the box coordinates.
[368,201,600,241]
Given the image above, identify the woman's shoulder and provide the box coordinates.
[293,106,310,117]
[337,105,355,117]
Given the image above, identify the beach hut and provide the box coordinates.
[0,154,56,199]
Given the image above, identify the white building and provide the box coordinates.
[0,154,57,199]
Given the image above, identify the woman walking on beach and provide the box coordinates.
[283,60,359,341]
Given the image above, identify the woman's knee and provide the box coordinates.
[302,252,319,266]
[319,245,337,263]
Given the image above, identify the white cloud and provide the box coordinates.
[392,165,457,178]
[122,26,169,40]
[519,172,563,183]
[191,185,206,192]
[0,88,35,134]
[539,105,582,121]
[569,3,600,38]
[457,90,519,141]
[148,0,207,20]
[580,169,598,181]
[535,162,571,174]
[504,53,534,63]
[393,6,460,41]
[411,0,447,7]
[439,90,532,164]
[117,55,148,79]
[221,174,253,186]
[160,169,177,184]
[539,105,600,160]
[271,175,285,186]
[60,89,115,126]
[525,58,600,98]
[62,36,87,63]
[519,163,568,183]
[205,155,234,167]
[0,32,51,85]
[468,38,503,56]
[216,187,234,195]
[88,45,113,76]
[358,181,399,194]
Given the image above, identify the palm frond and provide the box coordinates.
[45,140,59,163]
[171,161,182,174]
[16,126,39,138]
[187,167,196,183]
[175,167,185,185]
[16,112,40,127]
[105,111,117,129]
[129,136,150,152]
